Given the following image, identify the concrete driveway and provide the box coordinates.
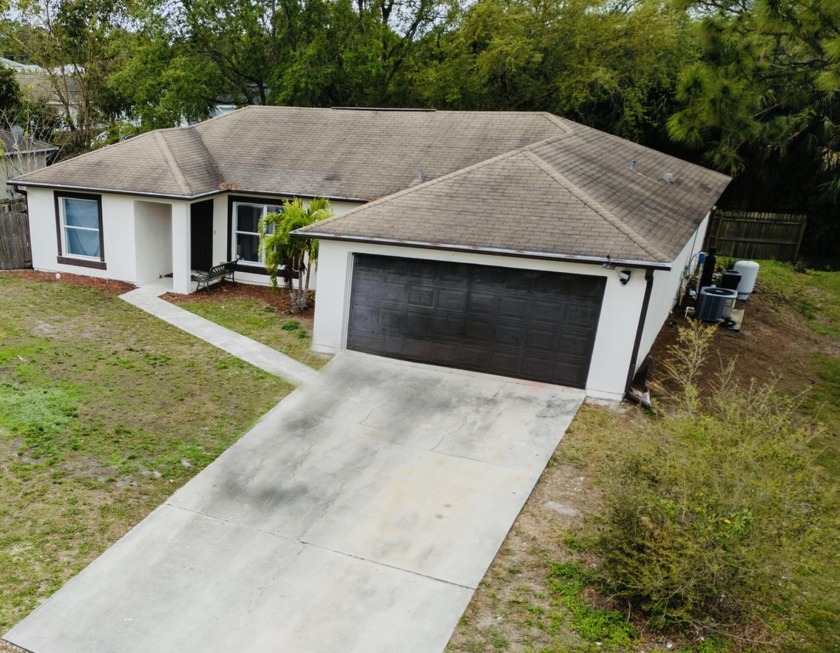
[4,351,583,653]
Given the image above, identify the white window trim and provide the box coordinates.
[232,201,281,266]
[55,193,105,269]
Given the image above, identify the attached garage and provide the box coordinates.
[295,117,730,400]
[347,255,605,388]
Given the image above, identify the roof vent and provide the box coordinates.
[629,160,637,171]
[662,172,674,183]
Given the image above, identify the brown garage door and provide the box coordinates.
[347,255,606,388]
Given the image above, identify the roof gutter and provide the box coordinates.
[293,232,672,271]
[8,181,224,201]
[7,181,366,204]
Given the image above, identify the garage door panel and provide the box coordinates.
[403,337,432,359]
[463,319,496,342]
[405,309,463,339]
[520,355,558,381]
[489,350,521,377]
[498,296,530,320]
[436,288,468,312]
[466,292,497,315]
[378,308,405,332]
[530,300,566,324]
[383,334,406,356]
[351,278,383,304]
[495,323,526,346]
[524,327,557,352]
[382,281,410,304]
[347,255,605,389]
[460,345,491,368]
[408,286,434,307]
[429,341,463,365]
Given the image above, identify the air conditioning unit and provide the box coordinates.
[696,287,737,322]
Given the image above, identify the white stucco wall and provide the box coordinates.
[27,188,365,290]
[27,188,138,282]
[635,215,709,372]
[312,240,649,400]
[134,201,172,284]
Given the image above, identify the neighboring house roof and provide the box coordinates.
[297,122,731,267]
[0,57,44,74]
[0,129,58,156]
[17,72,83,106]
[11,106,569,200]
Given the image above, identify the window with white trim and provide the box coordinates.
[55,193,105,268]
[232,201,282,265]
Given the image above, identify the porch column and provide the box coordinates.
[171,201,192,294]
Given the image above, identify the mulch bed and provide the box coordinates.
[1,270,136,296]
[163,281,315,318]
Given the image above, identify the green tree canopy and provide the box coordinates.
[667,0,840,206]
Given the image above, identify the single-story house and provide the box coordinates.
[9,107,729,399]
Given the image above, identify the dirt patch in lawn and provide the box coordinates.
[164,282,315,319]
[2,270,135,295]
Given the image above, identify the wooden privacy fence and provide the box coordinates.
[0,200,32,270]
[707,209,807,262]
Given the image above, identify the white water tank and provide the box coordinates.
[733,260,760,300]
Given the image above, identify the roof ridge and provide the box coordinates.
[165,126,225,189]
[522,150,671,261]
[152,131,193,196]
[299,134,573,233]
[536,112,573,135]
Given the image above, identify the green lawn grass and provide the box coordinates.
[173,298,332,369]
[0,275,291,633]
[757,260,840,338]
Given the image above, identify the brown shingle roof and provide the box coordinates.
[296,126,730,267]
[13,106,567,200]
[11,106,730,265]
[11,128,223,197]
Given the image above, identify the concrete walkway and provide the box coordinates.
[4,352,584,653]
[120,283,318,386]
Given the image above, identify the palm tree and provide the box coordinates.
[258,197,333,312]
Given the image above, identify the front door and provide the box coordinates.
[190,200,214,272]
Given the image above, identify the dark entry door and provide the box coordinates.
[190,200,214,272]
[347,255,606,388]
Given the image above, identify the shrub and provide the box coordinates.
[582,324,832,633]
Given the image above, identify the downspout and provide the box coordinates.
[625,268,655,397]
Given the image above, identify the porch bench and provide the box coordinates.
[196,259,238,292]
